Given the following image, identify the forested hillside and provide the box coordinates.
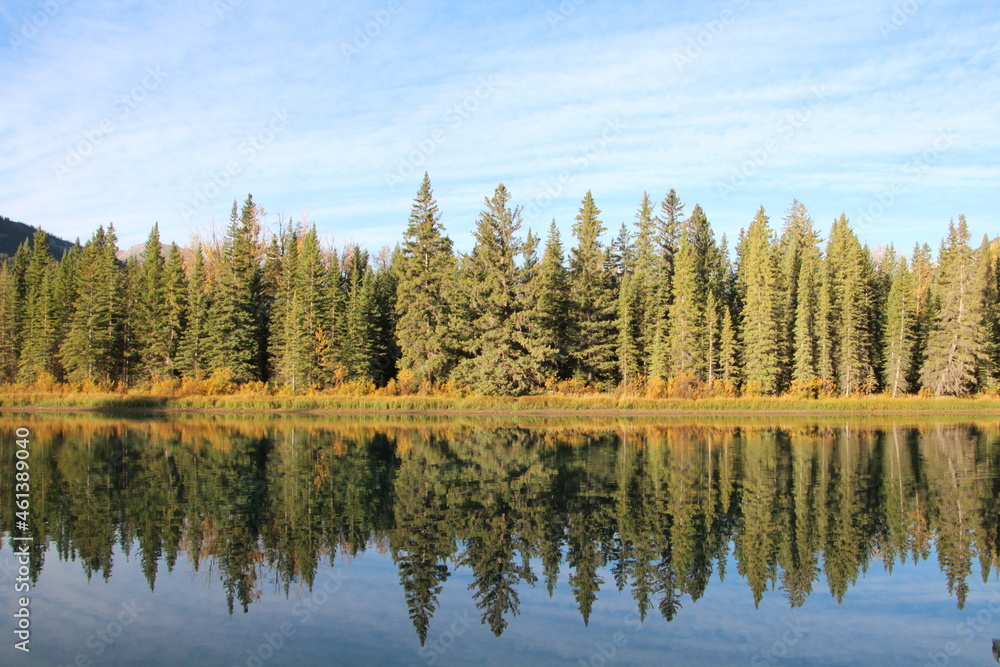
[0,216,75,260]
[2,174,998,397]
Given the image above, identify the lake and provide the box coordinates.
[1,414,999,665]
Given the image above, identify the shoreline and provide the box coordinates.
[2,393,1000,417]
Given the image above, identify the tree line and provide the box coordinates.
[1,174,998,396]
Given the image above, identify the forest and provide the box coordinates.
[1,173,998,398]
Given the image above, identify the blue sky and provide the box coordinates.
[1,0,997,255]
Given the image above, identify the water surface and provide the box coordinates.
[1,415,998,665]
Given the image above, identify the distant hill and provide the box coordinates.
[0,216,75,260]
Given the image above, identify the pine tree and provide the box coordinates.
[395,173,457,388]
[739,207,781,394]
[883,254,916,395]
[568,191,617,386]
[920,217,986,395]
[136,224,171,380]
[177,245,210,379]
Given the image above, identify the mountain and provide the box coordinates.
[0,216,76,260]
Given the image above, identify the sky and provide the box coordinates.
[1,0,998,256]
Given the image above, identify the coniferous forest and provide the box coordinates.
[2,173,999,398]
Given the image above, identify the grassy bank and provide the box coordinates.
[2,386,1000,414]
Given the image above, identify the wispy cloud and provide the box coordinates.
[1,0,997,253]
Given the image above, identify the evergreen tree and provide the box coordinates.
[920,217,986,395]
[825,215,873,395]
[0,263,18,382]
[667,240,704,379]
[649,189,684,379]
[163,243,188,376]
[791,245,821,387]
[177,245,210,379]
[979,236,1000,388]
[739,207,781,394]
[454,184,544,394]
[339,248,384,383]
[631,193,660,376]
[395,173,457,388]
[136,224,171,380]
[568,191,617,386]
[883,254,916,395]
[59,226,121,384]
[526,220,569,382]
[207,197,264,382]
[778,201,821,390]
[909,243,935,388]
[17,228,57,383]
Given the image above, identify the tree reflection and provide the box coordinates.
[1,416,998,640]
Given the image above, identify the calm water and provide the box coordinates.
[1,414,999,666]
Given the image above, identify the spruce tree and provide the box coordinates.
[526,220,569,382]
[667,240,704,379]
[631,193,660,376]
[395,173,457,388]
[136,224,171,380]
[883,254,916,395]
[791,245,821,386]
[163,243,188,375]
[0,264,18,382]
[177,245,210,379]
[17,228,57,383]
[59,226,121,384]
[778,201,820,390]
[979,236,1000,388]
[454,184,544,394]
[567,191,617,386]
[920,217,986,395]
[206,197,264,382]
[649,190,684,379]
[739,207,781,394]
